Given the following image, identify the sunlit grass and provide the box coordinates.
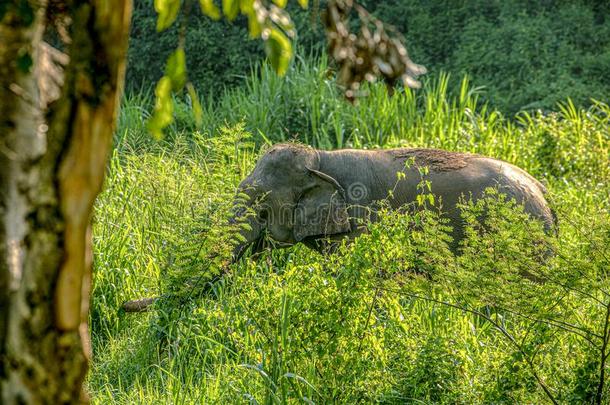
[89,57,610,403]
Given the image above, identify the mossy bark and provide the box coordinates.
[0,1,131,403]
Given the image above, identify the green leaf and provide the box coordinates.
[199,0,220,20]
[222,0,239,21]
[186,82,203,127]
[272,0,287,7]
[147,76,174,139]
[232,233,247,243]
[239,222,253,232]
[154,0,181,31]
[239,0,254,13]
[245,11,261,38]
[267,6,295,37]
[165,48,187,91]
[264,28,292,76]
[241,0,261,39]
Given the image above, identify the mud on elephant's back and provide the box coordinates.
[390,148,474,172]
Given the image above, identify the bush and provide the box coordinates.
[125,0,324,96]
[89,64,610,403]
[91,158,610,402]
[121,58,610,187]
[127,0,610,114]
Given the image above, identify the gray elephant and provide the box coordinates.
[121,143,557,312]
[232,143,556,259]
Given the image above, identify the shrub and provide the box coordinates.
[126,0,610,114]
[89,69,610,403]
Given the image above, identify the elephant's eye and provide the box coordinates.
[259,209,269,221]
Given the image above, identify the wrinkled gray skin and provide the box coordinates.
[232,143,555,259]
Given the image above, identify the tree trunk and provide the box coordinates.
[0,1,131,403]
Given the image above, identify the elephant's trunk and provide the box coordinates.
[122,212,263,313]
[230,210,264,262]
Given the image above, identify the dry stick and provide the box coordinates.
[121,210,234,313]
[121,268,226,313]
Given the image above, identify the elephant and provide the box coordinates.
[121,143,557,312]
[232,143,556,259]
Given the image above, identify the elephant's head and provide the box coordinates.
[231,144,351,259]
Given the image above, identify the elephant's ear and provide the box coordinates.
[293,168,351,242]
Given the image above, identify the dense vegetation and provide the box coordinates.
[127,0,610,114]
[88,57,610,402]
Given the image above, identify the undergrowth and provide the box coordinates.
[89,64,609,403]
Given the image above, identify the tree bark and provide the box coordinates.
[0,0,131,403]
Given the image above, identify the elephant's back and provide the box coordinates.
[385,148,547,197]
[383,148,554,231]
[327,147,553,227]
[385,147,476,172]
[469,157,554,229]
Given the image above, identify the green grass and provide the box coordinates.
[89,58,609,403]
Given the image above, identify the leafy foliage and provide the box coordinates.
[147,0,305,138]
[127,0,610,114]
[145,0,424,137]
[132,56,610,188]
[154,0,181,31]
[90,70,610,402]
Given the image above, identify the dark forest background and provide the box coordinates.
[126,0,610,115]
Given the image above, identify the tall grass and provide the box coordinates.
[121,56,609,183]
[89,57,610,403]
